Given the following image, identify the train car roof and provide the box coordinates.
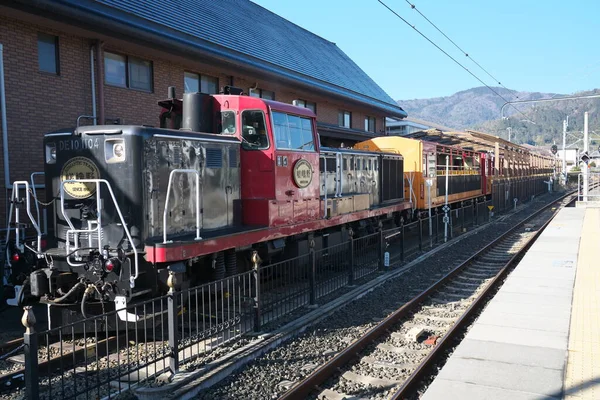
[74,125,242,144]
[320,146,401,158]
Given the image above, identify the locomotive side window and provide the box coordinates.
[220,111,236,135]
[241,110,269,150]
[272,111,315,151]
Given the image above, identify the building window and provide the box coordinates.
[338,111,352,128]
[365,116,376,133]
[38,33,59,74]
[249,88,275,100]
[294,99,317,114]
[184,72,219,94]
[104,52,153,91]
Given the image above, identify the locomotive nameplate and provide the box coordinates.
[293,159,313,188]
[60,157,101,199]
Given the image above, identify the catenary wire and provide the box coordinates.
[403,0,517,99]
[377,0,528,118]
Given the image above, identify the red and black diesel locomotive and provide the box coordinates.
[4,86,554,325]
[5,87,409,324]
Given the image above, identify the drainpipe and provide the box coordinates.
[0,44,10,190]
[94,40,105,125]
[90,46,97,125]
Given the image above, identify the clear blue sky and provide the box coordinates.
[251,0,600,101]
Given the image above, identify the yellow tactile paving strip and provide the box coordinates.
[564,207,600,400]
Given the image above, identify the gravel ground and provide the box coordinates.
[194,192,567,400]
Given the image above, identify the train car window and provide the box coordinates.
[363,158,368,171]
[326,158,336,172]
[356,159,361,170]
[350,156,354,171]
[319,157,325,173]
[368,159,372,171]
[343,158,348,171]
[300,117,315,151]
[272,111,315,151]
[241,110,269,150]
[219,111,236,135]
[272,111,291,149]
[374,160,378,171]
[288,115,305,150]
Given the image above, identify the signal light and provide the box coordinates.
[11,253,20,262]
[104,258,120,273]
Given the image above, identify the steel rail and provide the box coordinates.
[277,191,576,400]
[389,193,575,399]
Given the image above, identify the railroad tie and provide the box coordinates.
[341,371,401,388]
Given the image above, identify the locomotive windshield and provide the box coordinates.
[220,111,236,134]
[272,111,315,151]
[241,110,269,150]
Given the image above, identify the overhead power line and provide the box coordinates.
[403,0,518,99]
[377,0,528,119]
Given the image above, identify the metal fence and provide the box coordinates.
[577,172,600,202]
[13,195,530,399]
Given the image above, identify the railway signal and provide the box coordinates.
[551,144,558,155]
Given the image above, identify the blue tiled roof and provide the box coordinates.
[41,0,406,118]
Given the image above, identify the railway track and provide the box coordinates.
[277,192,575,400]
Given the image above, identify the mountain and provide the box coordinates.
[397,87,600,146]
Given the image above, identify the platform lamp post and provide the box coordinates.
[443,155,450,243]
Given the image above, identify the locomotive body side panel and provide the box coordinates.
[143,130,241,240]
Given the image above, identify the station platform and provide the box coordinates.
[421,205,600,400]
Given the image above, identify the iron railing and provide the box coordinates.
[9,187,553,399]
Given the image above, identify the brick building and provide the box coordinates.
[0,0,406,225]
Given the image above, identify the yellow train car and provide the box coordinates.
[354,136,486,213]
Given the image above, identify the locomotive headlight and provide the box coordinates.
[105,139,126,163]
[45,143,56,164]
[113,143,124,158]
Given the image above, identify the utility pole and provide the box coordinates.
[583,112,589,201]
[562,119,567,185]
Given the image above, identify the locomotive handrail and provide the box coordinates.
[5,181,42,256]
[30,172,46,235]
[60,179,139,288]
[162,169,202,244]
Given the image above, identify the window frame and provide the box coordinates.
[294,99,317,114]
[240,109,270,151]
[184,71,219,94]
[338,110,352,128]
[364,116,376,133]
[37,32,60,75]
[104,51,153,92]
[271,111,316,152]
[249,88,275,100]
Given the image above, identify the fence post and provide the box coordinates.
[400,223,405,262]
[378,223,385,271]
[348,228,355,285]
[309,240,317,305]
[22,306,39,400]
[461,204,465,231]
[474,201,478,226]
[252,251,262,331]
[418,218,423,252]
[167,271,179,374]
